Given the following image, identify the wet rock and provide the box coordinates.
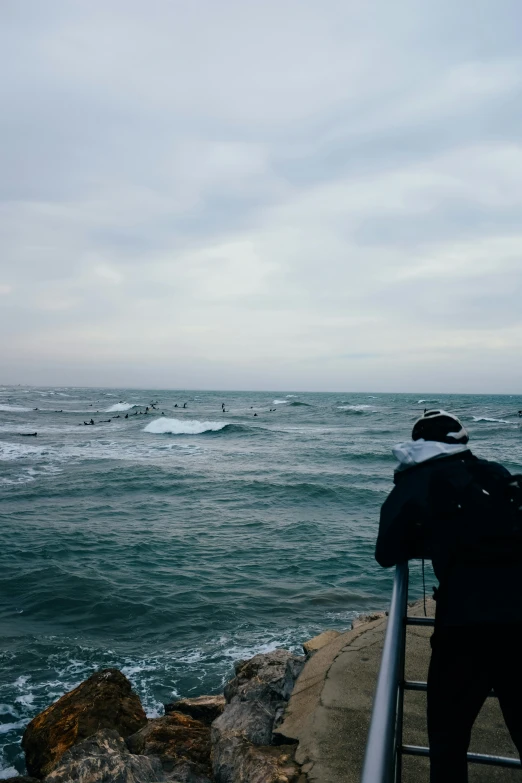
[213,650,305,783]
[43,729,164,783]
[126,712,211,780]
[22,668,147,778]
[164,695,225,725]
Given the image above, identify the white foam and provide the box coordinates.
[285,394,298,398]
[15,694,34,707]
[0,442,45,461]
[417,399,439,404]
[0,719,25,735]
[106,403,134,412]
[0,405,32,412]
[144,418,227,435]
[472,416,511,424]
[337,405,373,411]
[0,764,19,779]
[273,399,288,404]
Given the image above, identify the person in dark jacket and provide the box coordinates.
[376,409,522,783]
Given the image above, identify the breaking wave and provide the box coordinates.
[105,403,134,412]
[417,399,439,404]
[144,418,228,435]
[289,401,310,407]
[273,400,288,405]
[472,416,511,425]
[0,405,32,413]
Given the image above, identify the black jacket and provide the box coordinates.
[376,450,522,626]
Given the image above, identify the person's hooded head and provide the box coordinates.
[411,409,469,445]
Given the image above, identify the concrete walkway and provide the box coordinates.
[277,600,521,782]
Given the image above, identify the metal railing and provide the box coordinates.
[360,562,521,782]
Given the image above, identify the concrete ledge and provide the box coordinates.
[277,599,521,782]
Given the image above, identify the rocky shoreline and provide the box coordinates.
[6,640,324,783]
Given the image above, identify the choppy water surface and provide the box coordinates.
[1,387,521,777]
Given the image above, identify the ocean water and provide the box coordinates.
[1,387,521,777]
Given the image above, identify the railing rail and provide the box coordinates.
[360,561,521,782]
[360,562,409,783]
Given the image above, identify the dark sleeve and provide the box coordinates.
[375,473,432,568]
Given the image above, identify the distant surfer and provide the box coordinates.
[20,432,37,437]
[183,403,187,409]
[254,413,258,417]
[174,404,178,408]
[125,414,129,419]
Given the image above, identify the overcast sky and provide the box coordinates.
[1,1,521,392]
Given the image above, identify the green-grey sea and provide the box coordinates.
[1,387,521,777]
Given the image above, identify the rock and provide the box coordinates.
[126,713,211,780]
[212,702,275,747]
[224,650,305,707]
[302,630,341,655]
[43,729,164,783]
[160,759,211,783]
[22,668,148,778]
[213,650,305,783]
[351,611,386,629]
[212,738,301,783]
[164,695,225,725]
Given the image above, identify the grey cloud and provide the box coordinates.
[1,0,522,390]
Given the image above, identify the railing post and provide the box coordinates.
[361,562,409,783]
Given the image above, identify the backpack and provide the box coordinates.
[429,463,522,568]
